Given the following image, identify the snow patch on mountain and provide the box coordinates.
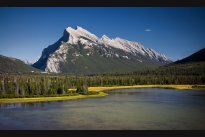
[66,26,98,45]
[64,26,169,63]
[100,36,169,62]
[122,56,129,59]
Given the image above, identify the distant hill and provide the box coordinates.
[156,48,205,76]
[0,55,40,73]
[175,48,205,64]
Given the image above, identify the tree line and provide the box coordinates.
[0,62,204,98]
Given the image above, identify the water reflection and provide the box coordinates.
[105,91,142,95]
[105,88,144,95]
[0,88,205,130]
[0,101,49,109]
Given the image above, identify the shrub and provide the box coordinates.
[76,86,88,95]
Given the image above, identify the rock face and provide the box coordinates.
[33,26,172,74]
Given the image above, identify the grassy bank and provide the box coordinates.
[88,85,205,92]
[0,85,204,104]
[0,92,107,103]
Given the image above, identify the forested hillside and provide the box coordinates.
[0,55,40,73]
[0,61,204,98]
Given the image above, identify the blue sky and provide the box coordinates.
[0,7,204,62]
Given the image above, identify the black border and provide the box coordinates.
[0,0,205,6]
[1,130,205,137]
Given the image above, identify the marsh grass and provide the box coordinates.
[0,92,107,103]
[88,85,205,92]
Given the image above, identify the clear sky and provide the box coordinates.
[0,7,205,62]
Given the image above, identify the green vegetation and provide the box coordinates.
[0,62,204,99]
[76,85,88,94]
[0,58,204,101]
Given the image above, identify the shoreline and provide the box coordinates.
[0,85,204,104]
[88,85,205,92]
[0,92,107,104]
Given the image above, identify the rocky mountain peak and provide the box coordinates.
[33,26,172,74]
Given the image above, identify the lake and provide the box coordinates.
[0,88,205,130]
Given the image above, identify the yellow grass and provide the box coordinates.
[88,85,204,92]
[0,92,107,104]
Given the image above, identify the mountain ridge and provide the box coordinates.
[174,48,205,64]
[33,26,172,74]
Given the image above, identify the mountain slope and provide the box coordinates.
[156,48,205,76]
[33,26,172,74]
[0,55,40,73]
[175,48,205,64]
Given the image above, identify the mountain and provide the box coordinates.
[33,26,172,74]
[175,48,205,64]
[0,55,40,73]
[157,48,205,76]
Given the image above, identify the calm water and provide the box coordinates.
[0,88,205,130]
